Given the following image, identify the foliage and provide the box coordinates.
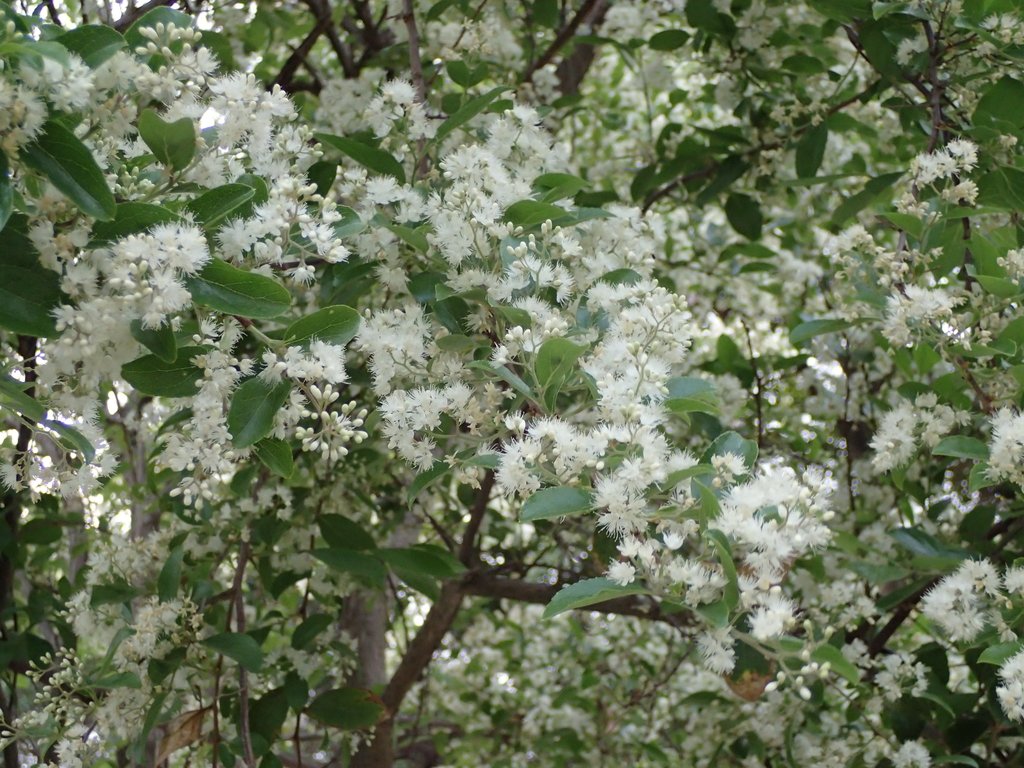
[0,0,1023,766]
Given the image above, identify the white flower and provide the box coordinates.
[607,561,636,586]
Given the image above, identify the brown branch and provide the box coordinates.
[228,539,256,767]
[111,0,175,31]
[461,573,693,627]
[400,0,426,104]
[457,470,494,566]
[523,0,605,83]
[0,336,37,768]
[273,12,332,93]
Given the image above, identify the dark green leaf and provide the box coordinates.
[157,546,184,602]
[724,193,762,239]
[978,641,1024,666]
[228,377,292,448]
[319,515,375,550]
[932,436,988,461]
[0,152,12,233]
[121,347,205,397]
[90,202,181,245]
[187,258,291,318]
[291,614,333,651]
[378,545,465,577]
[306,688,384,730]
[316,133,405,183]
[138,109,196,171]
[521,486,592,522]
[21,120,116,220]
[202,632,263,672]
[130,320,177,363]
[795,122,828,178]
[649,29,689,50]
[185,183,255,229]
[790,318,852,345]
[543,577,649,619]
[56,25,126,67]
[505,200,568,228]
[312,549,387,586]
[253,438,293,478]
[0,215,62,337]
[436,86,511,143]
[285,305,360,349]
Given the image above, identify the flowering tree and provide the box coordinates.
[2,0,1024,765]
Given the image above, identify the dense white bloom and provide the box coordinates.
[989,408,1024,485]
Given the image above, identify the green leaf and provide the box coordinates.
[664,376,719,417]
[90,202,181,245]
[789,318,852,345]
[533,0,558,27]
[975,274,1021,298]
[696,600,730,628]
[92,671,142,689]
[811,643,860,684]
[534,172,589,202]
[521,487,592,522]
[932,435,988,461]
[291,614,333,651]
[0,375,46,421]
[121,347,205,397]
[187,258,291,318]
[0,215,63,337]
[505,200,568,229]
[535,337,585,389]
[249,687,289,743]
[21,120,116,221]
[333,205,364,238]
[157,546,184,602]
[795,122,828,178]
[707,529,739,609]
[124,7,193,45]
[228,377,292,448]
[0,152,12,233]
[378,545,465,578]
[319,514,375,550]
[649,29,689,50]
[973,77,1024,134]
[56,25,126,68]
[978,641,1024,666]
[253,438,294,478]
[436,86,511,143]
[316,133,406,183]
[130,320,177,363]
[969,462,996,492]
[889,527,968,569]
[543,577,649,619]
[306,688,384,730]
[830,172,903,228]
[701,431,758,473]
[47,421,96,462]
[138,109,196,171]
[185,184,255,229]
[202,632,263,672]
[312,549,387,586]
[284,305,360,349]
[724,193,762,240]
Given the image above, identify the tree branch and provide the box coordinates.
[461,573,693,627]
[522,0,605,83]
